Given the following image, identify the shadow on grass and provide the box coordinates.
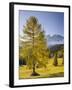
[58,64,64,67]
[19,72,64,79]
[48,72,64,78]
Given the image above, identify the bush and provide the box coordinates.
[19,58,26,66]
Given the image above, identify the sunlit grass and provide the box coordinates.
[19,58,64,79]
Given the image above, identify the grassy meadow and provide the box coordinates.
[19,58,64,79]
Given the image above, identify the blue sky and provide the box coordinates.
[19,10,64,36]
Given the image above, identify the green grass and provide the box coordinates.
[19,58,64,79]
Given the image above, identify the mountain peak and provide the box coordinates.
[47,34,64,41]
[47,34,64,46]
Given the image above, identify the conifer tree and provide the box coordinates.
[21,16,48,76]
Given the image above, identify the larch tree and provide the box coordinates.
[21,16,48,76]
[53,52,58,66]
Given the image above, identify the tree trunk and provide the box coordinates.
[33,61,35,73]
[32,31,35,73]
[31,30,39,76]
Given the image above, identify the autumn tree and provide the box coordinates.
[53,52,58,66]
[21,16,48,76]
